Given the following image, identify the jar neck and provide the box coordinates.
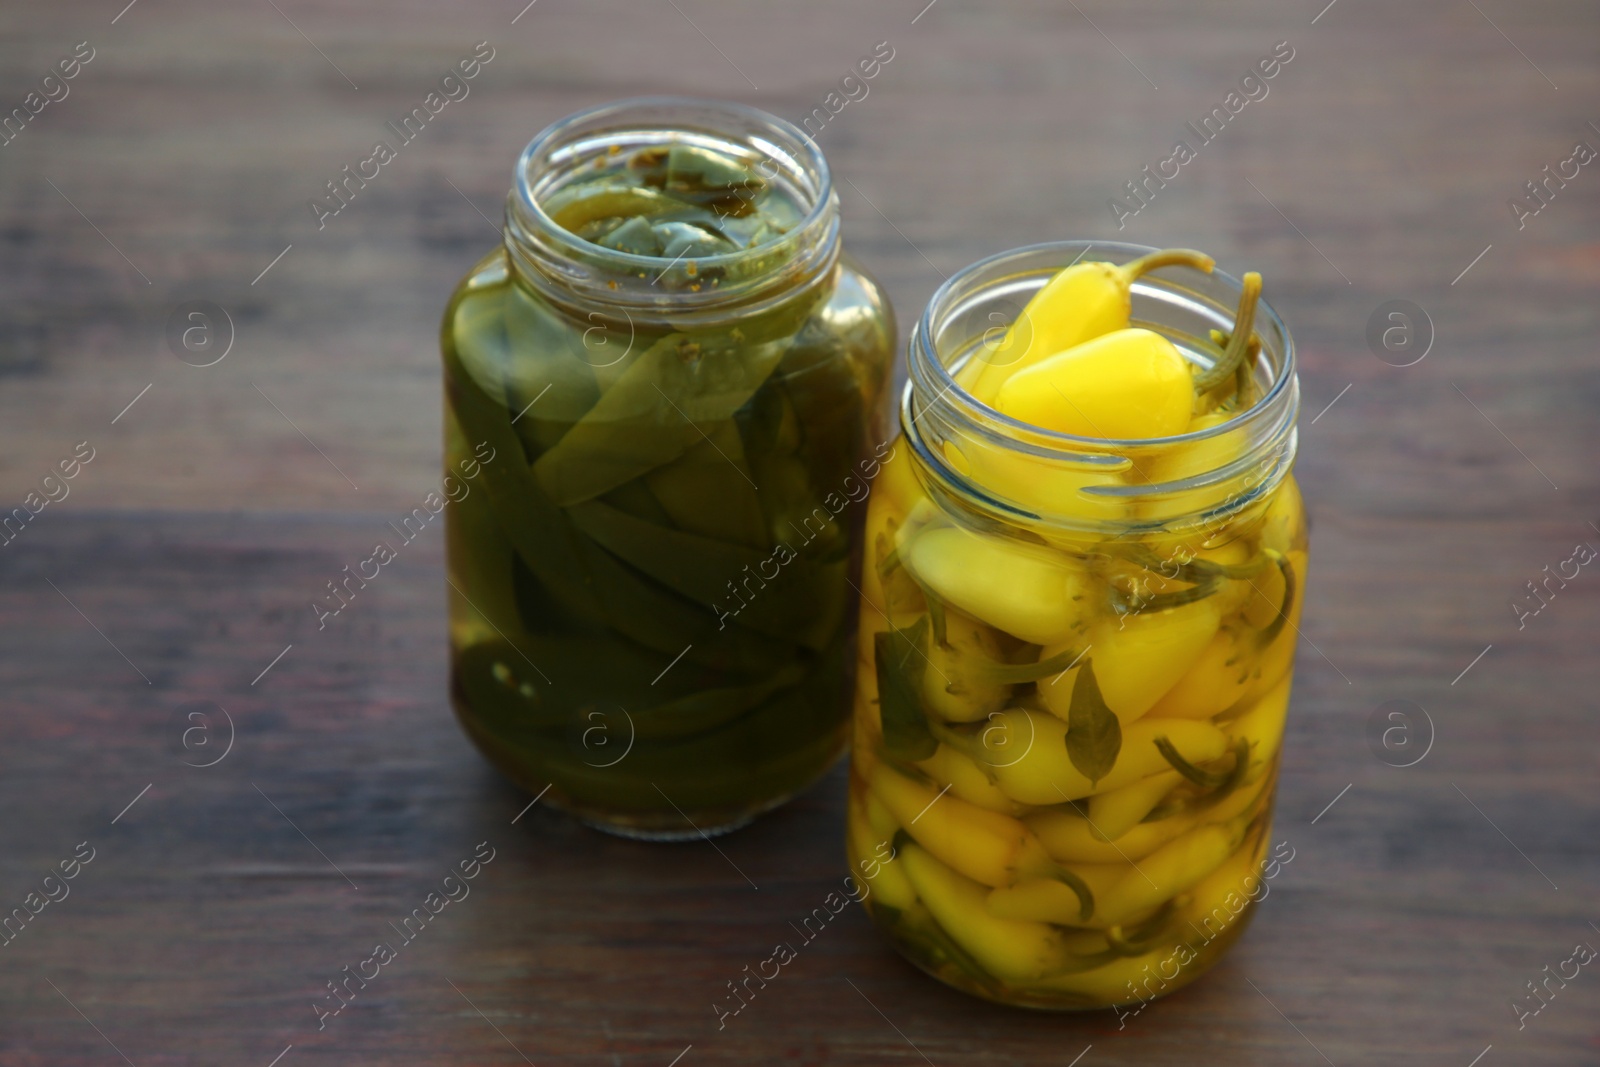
[502,96,840,329]
[903,240,1300,539]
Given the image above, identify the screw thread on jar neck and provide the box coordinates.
[502,96,840,329]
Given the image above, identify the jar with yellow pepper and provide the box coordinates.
[847,241,1306,1009]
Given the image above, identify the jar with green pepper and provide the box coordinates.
[848,241,1306,1008]
[442,99,894,838]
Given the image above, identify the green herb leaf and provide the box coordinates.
[1065,660,1121,785]
[875,616,938,763]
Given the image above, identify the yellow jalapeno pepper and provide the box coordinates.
[899,842,1068,983]
[1038,598,1222,726]
[993,328,1194,441]
[904,526,1090,646]
[968,248,1215,402]
[868,763,1054,887]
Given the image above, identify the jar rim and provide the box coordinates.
[909,239,1296,451]
[506,96,839,314]
[903,239,1301,532]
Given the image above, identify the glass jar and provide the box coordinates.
[846,241,1306,1009]
[442,98,894,839]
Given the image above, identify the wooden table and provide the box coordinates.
[1,1,1596,1063]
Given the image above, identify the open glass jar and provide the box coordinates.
[442,98,894,839]
[846,241,1306,1009]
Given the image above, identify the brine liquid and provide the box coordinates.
[442,226,892,836]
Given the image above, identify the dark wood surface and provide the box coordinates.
[2,1,1597,1063]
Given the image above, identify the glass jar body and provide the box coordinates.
[846,241,1306,1009]
[443,243,894,839]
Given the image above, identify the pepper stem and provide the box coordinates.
[1193,271,1262,393]
[1048,862,1097,922]
[1118,247,1216,281]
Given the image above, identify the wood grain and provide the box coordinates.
[1,1,1597,1063]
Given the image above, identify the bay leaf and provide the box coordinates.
[875,616,937,763]
[1065,660,1121,786]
